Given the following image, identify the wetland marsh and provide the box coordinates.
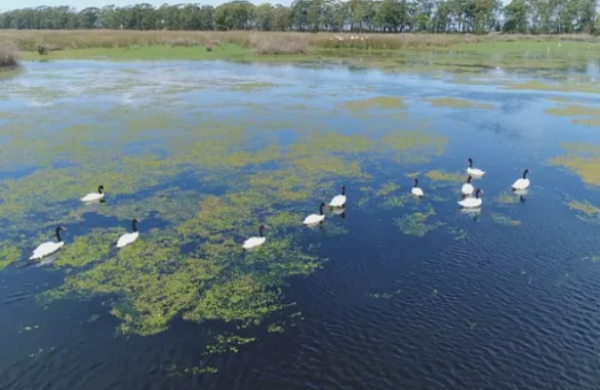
[1,56,600,389]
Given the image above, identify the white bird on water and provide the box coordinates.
[30,226,66,260]
[512,169,530,191]
[461,175,474,196]
[458,188,484,208]
[411,178,424,197]
[81,185,105,203]
[467,158,486,177]
[116,218,140,249]
[303,202,326,225]
[329,186,346,208]
[243,225,268,250]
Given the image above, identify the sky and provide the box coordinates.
[1,0,293,11]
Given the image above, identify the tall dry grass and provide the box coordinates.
[0,30,599,54]
[0,41,19,68]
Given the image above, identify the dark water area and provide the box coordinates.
[1,59,600,389]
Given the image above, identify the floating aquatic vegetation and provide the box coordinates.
[53,228,122,268]
[0,241,22,271]
[227,81,277,92]
[394,208,441,237]
[425,170,463,183]
[267,323,285,333]
[549,143,600,187]
[446,226,467,240]
[380,194,410,209]
[545,104,600,127]
[567,200,600,223]
[376,181,400,196]
[427,97,494,110]
[490,212,521,226]
[582,255,600,263]
[494,190,520,204]
[340,96,404,111]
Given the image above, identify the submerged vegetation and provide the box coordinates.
[427,97,494,110]
[545,104,600,126]
[550,143,600,187]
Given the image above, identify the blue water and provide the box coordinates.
[0,59,600,389]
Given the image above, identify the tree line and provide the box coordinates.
[0,0,598,35]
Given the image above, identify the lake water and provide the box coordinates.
[1,60,600,389]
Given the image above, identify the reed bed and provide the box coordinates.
[0,41,19,68]
[1,30,599,54]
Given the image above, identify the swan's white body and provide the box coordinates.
[411,187,424,197]
[303,214,325,225]
[81,192,105,202]
[461,183,474,196]
[329,194,346,208]
[467,167,485,177]
[458,197,482,208]
[117,231,139,248]
[243,236,265,250]
[512,178,530,190]
[29,241,64,260]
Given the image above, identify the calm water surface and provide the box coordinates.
[1,60,600,389]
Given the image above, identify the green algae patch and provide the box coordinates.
[490,212,521,226]
[376,181,400,197]
[545,104,600,127]
[549,143,600,187]
[341,96,404,111]
[567,200,600,223]
[368,289,401,299]
[0,241,22,271]
[53,228,122,268]
[428,97,494,110]
[425,170,463,183]
[228,81,277,92]
[494,190,520,204]
[394,208,441,237]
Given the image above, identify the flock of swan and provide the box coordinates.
[29,158,531,259]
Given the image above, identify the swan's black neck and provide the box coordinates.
[132,219,138,232]
[522,170,528,179]
[414,178,419,187]
[98,185,104,194]
[55,227,63,242]
[341,186,346,195]
[468,158,473,168]
[259,225,265,237]
[475,189,481,198]
[467,176,472,184]
[319,203,325,215]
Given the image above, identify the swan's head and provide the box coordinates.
[133,218,140,223]
[467,175,472,183]
[56,226,66,232]
[259,224,268,236]
[413,178,419,187]
[98,185,104,193]
[341,186,346,195]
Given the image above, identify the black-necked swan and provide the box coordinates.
[30,226,66,260]
[243,225,268,250]
[81,185,105,203]
[458,188,483,208]
[411,178,424,197]
[303,203,326,225]
[512,169,530,190]
[117,218,140,249]
[329,186,346,208]
[467,158,486,177]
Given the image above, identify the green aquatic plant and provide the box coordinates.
[340,96,404,111]
[549,143,600,187]
[494,190,520,204]
[0,241,22,271]
[367,289,401,299]
[427,97,494,110]
[376,181,400,196]
[53,228,122,268]
[545,104,600,127]
[394,208,441,237]
[425,170,463,183]
[490,212,521,226]
[227,81,277,92]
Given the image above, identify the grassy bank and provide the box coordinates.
[3,30,600,90]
